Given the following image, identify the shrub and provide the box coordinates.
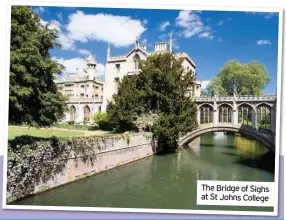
[92,112,114,131]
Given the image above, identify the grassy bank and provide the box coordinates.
[8,126,85,140]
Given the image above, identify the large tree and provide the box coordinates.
[207,60,271,96]
[107,52,198,153]
[9,6,67,127]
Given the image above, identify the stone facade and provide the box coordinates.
[55,53,104,123]
[101,35,202,112]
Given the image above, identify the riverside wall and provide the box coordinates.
[6,132,155,203]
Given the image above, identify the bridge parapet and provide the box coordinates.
[195,95,276,102]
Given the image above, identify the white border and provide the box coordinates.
[2,1,283,217]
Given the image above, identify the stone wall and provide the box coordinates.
[6,132,155,203]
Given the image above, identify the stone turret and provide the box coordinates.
[85,50,97,80]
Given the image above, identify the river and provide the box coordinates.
[12,132,274,212]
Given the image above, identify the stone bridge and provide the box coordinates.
[179,95,277,151]
[179,123,275,151]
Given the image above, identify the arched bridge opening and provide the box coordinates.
[179,125,275,151]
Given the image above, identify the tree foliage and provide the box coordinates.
[107,52,198,152]
[9,6,67,127]
[207,60,271,96]
[200,90,209,96]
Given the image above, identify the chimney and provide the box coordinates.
[140,44,147,50]
[155,42,168,52]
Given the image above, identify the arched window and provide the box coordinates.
[83,105,91,123]
[218,104,232,123]
[70,105,76,122]
[134,54,140,70]
[200,104,213,124]
[238,104,252,126]
[256,104,271,129]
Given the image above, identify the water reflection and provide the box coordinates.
[12,132,274,212]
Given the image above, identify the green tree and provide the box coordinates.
[200,90,209,96]
[207,60,270,96]
[107,52,198,153]
[9,6,67,127]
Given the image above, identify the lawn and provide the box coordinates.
[8,126,86,140]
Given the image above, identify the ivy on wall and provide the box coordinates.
[7,132,153,203]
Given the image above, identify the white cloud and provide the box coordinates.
[198,32,214,40]
[142,19,148,25]
[159,21,170,31]
[35,6,45,14]
[53,57,86,74]
[40,18,76,50]
[66,11,146,47]
[57,12,63,21]
[256,39,272,45]
[49,20,61,31]
[217,20,223,26]
[246,12,277,19]
[53,56,105,78]
[141,39,148,44]
[78,49,90,55]
[57,33,76,50]
[201,80,210,90]
[176,10,214,39]
[40,19,61,31]
[173,39,180,50]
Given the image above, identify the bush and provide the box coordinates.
[92,112,114,131]
[55,123,94,130]
[87,126,99,131]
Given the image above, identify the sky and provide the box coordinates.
[32,6,280,95]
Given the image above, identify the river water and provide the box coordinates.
[12,132,274,212]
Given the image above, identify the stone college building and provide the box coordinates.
[56,35,202,123]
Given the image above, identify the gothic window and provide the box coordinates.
[70,105,76,122]
[218,104,232,123]
[115,63,121,72]
[134,54,140,70]
[257,104,271,129]
[200,104,213,124]
[83,105,91,123]
[238,104,252,126]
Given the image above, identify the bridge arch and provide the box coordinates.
[179,126,274,151]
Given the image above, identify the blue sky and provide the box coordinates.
[33,6,279,95]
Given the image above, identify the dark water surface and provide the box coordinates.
[12,132,274,212]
